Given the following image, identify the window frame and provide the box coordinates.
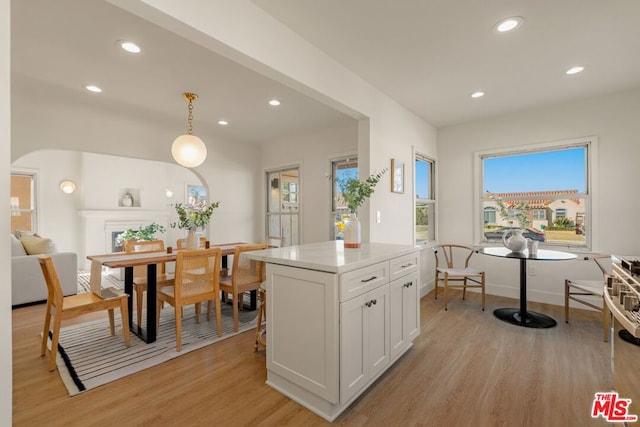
[10,170,39,234]
[474,136,597,251]
[414,152,436,245]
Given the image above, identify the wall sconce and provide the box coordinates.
[165,188,174,198]
[271,178,279,189]
[59,180,76,194]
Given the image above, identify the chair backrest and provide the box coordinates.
[589,255,612,279]
[124,239,166,276]
[38,256,64,307]
[432,244,475,269]
[176,236,207,249]
[266,235,284,248]
[232,243,268,286]
[174,248,222,302]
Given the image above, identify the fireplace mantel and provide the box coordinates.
[78,209,169,218]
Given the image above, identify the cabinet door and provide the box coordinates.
[340,294,367,403]
[390,272,420,360]
[340,285,390,404]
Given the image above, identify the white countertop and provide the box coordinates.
[244,240,418,274]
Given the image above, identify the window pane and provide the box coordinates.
[415,155,435,243]
[481,145,588,247]
[332,158,357,240]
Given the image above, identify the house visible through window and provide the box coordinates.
[479,140,592,248]
[415,154,435,243]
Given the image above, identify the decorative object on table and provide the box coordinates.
[494,197,531,252]
[114,222,166,251]
[171,201,220,249]
[118,188,141,207]
[391,158,404,193]
[171,92,207,168]
[336,169,387,248]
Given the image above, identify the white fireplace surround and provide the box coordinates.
[78,209,170,270]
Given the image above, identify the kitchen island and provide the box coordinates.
[246,241,420,421]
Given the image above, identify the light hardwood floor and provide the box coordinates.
[12,290,612,426]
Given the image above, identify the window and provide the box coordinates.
[415,154,435,243]
[331,157,358,240]
[478,139,592,248]
[11,173,36,234]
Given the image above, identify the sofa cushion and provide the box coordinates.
[10,234,27,256]
[20,234,58,255]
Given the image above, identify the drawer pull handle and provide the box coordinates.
[401,263,413,268]
[365,301,372,308]
[364,299,378,308]
[361,276,378,283]
[404,282,413,288]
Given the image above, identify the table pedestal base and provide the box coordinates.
[494,308,557,328]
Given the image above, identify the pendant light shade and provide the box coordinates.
[172,92,207,168]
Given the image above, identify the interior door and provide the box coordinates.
[266,167,300,246]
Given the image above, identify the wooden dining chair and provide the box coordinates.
[254,237,282,351]
[220,243,268,332]
[157,248,223,351]
[176,236,206,249]
[38,255,130,371]
[565,255,611,341]
[433,244,486,311]
[124,240,175,327]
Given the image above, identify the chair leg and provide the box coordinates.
[564,280,570,323]
[120,298,131,347]
[108,309,115,335]
[444,273,449,311]
[175,306,182,351]
[462,278,467,300]
[255,301,263,351]
[481,273,486,311]
[434,272,439,300]
[49,315,62,372]
[195,302,201,323]
[603,297,610,342]
[232,293,240,332]
[41,306,52,357]
[215,297,223,337]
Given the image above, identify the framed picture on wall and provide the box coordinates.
[186,185,207,207]
[391,159,404,194]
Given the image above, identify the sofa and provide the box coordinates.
[11,233,77,307]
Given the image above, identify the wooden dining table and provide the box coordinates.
[87,242,250,343]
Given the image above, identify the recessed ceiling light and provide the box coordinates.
[495,16,524,33]
[84,84,102,93]
[471,91,485,98]
[566,66,585,75]
[119,40,141,54]
[269,99,281,106]
[217,120,229,126]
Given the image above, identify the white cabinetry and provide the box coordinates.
[250,241,420,422]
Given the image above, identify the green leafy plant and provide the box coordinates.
[170,201,220,230]
[494,197,531,229]
[337,169,387,214]
[116,222,166,244]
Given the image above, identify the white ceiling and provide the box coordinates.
[11,0,640,147]
[252,0,640,127]
[11,0,354,146]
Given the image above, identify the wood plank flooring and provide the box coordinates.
[12,291,612,426]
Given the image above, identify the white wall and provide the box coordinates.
[261,122,358,244]
[438,88,640,305]
[114,0,438,246]
[1,0,12,422]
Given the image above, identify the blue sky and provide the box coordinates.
[483,147,586,193]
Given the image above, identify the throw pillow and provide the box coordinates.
[10,234,27,256]
[20,234,58,255]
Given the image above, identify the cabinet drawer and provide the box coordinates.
[389,252,419,282]
[340,261,389,302]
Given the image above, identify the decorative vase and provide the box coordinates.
[343,213,361,248]
[186,228,198,250]
[503,228,527,252]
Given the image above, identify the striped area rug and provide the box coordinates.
[76,272,124,293]
[48,301,258,396]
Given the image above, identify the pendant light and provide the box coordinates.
[171,92,207,168]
